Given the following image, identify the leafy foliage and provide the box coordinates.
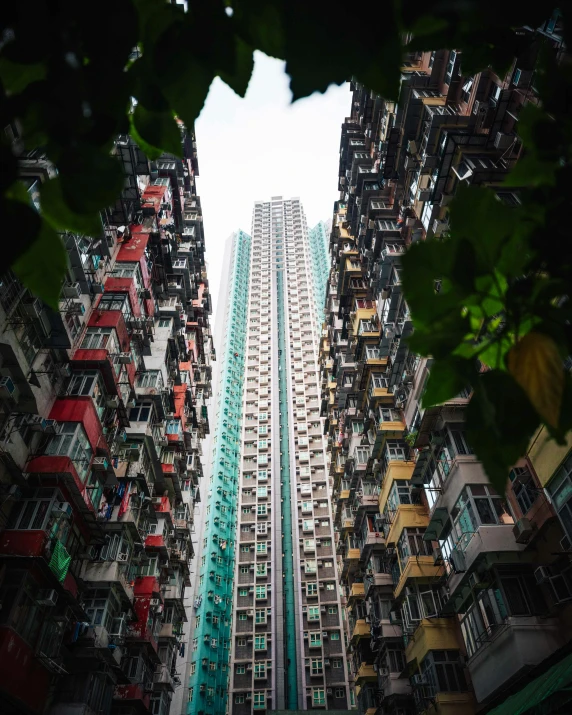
[0,0,571,489]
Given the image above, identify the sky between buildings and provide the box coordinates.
[195,51,351,318]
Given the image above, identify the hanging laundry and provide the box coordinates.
[118,480,132,517]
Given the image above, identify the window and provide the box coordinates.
[255,585,267,600]
[311,658,323,675]
[397,528,432,572]
[257,504,267,517]
[81,327,115,350]
[449,485,514,553]
[46,423,93,483]
[241,546,250,553]
[129,402,154,423]
[238,613,247,621]
[255,609,267,624]
[547,454,572,541]
[326,583,335,591]
[335,688,345,698]
[420,650,467,700]
[256,543,268,555]
[254,635,266,651]
[239,588,248,596]
[510,465,538,515]
[235,695,245,704]
[236,665,246,674]
[307,582,318,597]
[308,606,320,621]
[240,566,249,574]
[237,638,247,646]
[136,370,164,389]
[330,631,340,640]
[328,606,337,614]
[309,632,321,647]
[253,692,265,709]
[313,688,326,706]
[190,662,196,675]
[254,662,266,678]
[257,486,268,498]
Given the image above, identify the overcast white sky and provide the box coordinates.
[195,51,350,318]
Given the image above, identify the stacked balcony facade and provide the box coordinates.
[322,22,572,715]
[186,230,251,715]
[0,123,212,715]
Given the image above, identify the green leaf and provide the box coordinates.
[1,193,42,275]
[467,370,540,494]
[128,116,164,160]
[507,332,564,428]
[58,145,125,215]
[503,154,558,187]
[132,105,182,158]
[421,358,473,408]
[0,57,46,94]
[40,178,103,235]
[12,220,67,309]
[219,37,254,97]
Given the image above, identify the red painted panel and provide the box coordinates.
[0,529,46,557]
[145,535,164,548]
[117,232,149,263]
[103,278,142,318]
[87,311,130,352]
[48,397,105,452]
[0,627,51,714]
[153,496,171,514]
[133,575,160,596]
[161,463,175,474]
[114,683,150,707]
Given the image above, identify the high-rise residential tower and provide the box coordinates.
[186,198,350,714]
[230,197,349,713]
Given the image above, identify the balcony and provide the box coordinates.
[379,461,416,513]
[394,556,443,599]
[405,618,461,666]
[467,616,562,703]
[350,620,370,643]
[81,559,134,603]
[355,662,377,685]
[364,571,393,598]
[348,582,365,601]
[153,663,175,691]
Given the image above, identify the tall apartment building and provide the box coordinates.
[321,15,572,715]
[186,198,351,715]
[0,121,212,715]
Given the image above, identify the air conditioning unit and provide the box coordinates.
[0,376,19,403]
[106,396,120,409]
[93,283,105,294]
[158,437,168,447]
[92,457,109,472]
[535,565,550,584]
[411,674,426,686]
[62,282,82,298]
[69,301,86,315]
[166,412,175,419]
[43,419,59,434]
[117,552,129,562]
[379,666,389,677]
[53,501,72,518]
[326,688,333,695]
[150,598,161,606]
[118,353,132,364]
[450,549,466,573]
[37,589,58,606]
[513,517,534,544]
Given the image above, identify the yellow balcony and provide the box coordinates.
[346,547,360,561]
[378,461,416,512]
[425,692,475,715]
[348,582,365,602]
[355,662,377,685]
[394,556,444,599]
[366,709,377,715]
[368,385,394,403]
[386,504,429,546]
[351,620,370,642]
[351,307,377,336]
[405,618,462,666]
[340,489,350,500]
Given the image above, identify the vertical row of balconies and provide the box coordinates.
[321,26,572,715]
[0,123,212,715]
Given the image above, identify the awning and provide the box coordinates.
[488,651,572,715]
